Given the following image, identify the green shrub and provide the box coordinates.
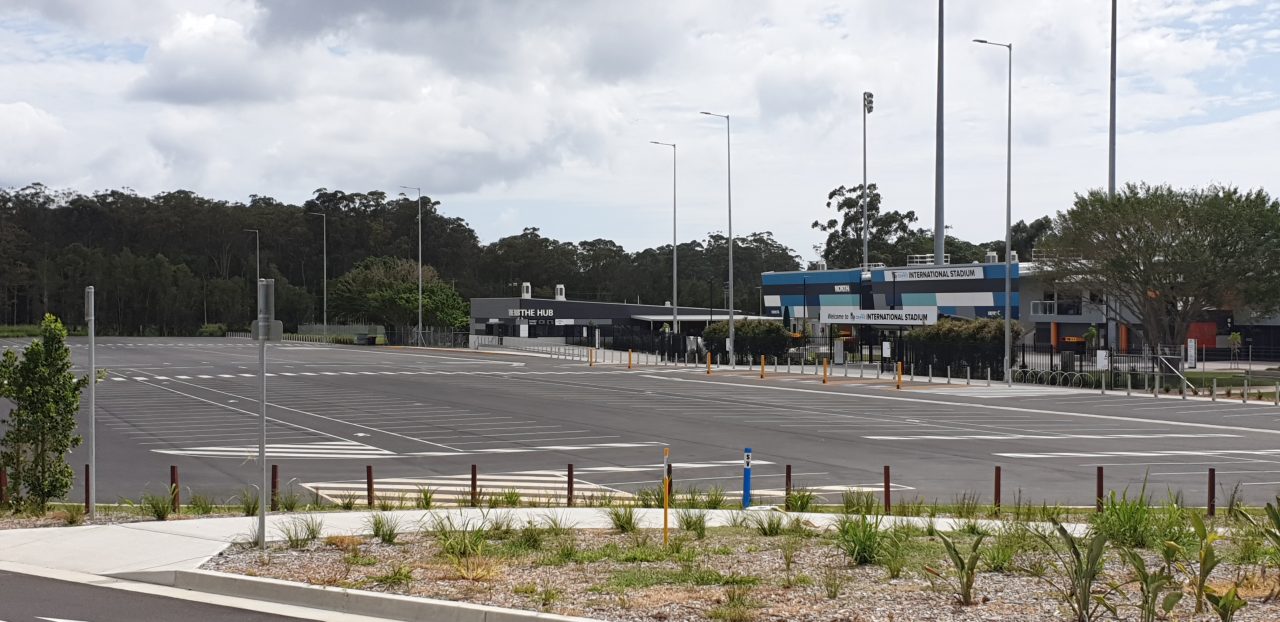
[196,323,227,337]
[414,486,435,509]
[841,490,878,516]
[141,488,174,521]
[676,509,708,539]
[237,488,261,517]
[1032,520,1118,622]
[786,487,816,512]
[489,488,522,508]
[635,487,663,508]
[752,512,785,537]
[1092,489,1152,548]
[431,516,489,558]
[278,515,324,549]
[704,485,727,510]
[604,506,639,533]
[833,514,882,564]
[187,492,214,515]
[367,512,401,544]
[371,564,413,588]
[925,532,984,606]
[63,503,85,525]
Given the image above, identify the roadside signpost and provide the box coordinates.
[256,279,279,549]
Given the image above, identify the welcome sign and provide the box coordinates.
[820,308,937,325]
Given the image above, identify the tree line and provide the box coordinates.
[0,184,804,335]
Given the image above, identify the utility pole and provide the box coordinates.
[85,286,96,519]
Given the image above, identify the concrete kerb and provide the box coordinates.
[159,570,600,622]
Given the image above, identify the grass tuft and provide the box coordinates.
[834,514,882,565]
[676,509,708,539]
[366,512,401,545]
[604,505,640,533]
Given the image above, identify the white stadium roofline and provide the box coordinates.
[630,314,775,322]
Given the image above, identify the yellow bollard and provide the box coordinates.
[589,348,595,367]
[706,351,712,375]
[759,354,765,379]
[628,349,633,369]
[823,358,829,384]
[896,361,902,390]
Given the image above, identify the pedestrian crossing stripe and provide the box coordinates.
[108,369,688,383]
[866,433,1241,441]
[304,471,629,505]
[748,483,915,503]
[997,448,1280,459]
[408,441,668,457]
[152,440,395,459]
[896,385,1090,398]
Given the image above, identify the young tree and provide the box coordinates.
[0,314,88,512]
[1041,184,1280,347]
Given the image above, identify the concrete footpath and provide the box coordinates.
[0,507,1088,621]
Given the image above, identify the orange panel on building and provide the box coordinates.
[1187,322,1217,345]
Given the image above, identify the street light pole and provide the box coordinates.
[85,285,95,519]
[650,141,679,337]
[934,0,946,266]
[1108,0,1117,200]
[974,38,1014,386]
[307,212,327,340]
[400,186,423,346]
[862,91,874,269]
[700,111,734,365]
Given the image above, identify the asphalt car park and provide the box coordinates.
[6,337,1280,507]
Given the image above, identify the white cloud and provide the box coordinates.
[1,0,1277,264]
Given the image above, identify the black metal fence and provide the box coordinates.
[383,328,469,348]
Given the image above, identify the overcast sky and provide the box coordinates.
[2,0,1278,262]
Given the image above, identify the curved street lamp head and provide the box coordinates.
[973,38,1012,48]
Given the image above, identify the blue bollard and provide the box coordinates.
[742,447,753,508]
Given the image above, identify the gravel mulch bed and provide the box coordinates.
[203,517,1280,622]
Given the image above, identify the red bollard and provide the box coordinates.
[270,464,280,511]
[567,464,575,507]
[170,465,180,511]
[1095,466,1104,513]
[883,465,892,515]
[470,464,479,507]
[1208,468,1216,517]
[784,465,793,511]
[994,466,1002,512]
[366,465,374,508]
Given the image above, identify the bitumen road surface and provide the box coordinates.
[3,336,1280,507]
[0,569,307,621]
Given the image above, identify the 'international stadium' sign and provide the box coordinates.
[890,267,981,281]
